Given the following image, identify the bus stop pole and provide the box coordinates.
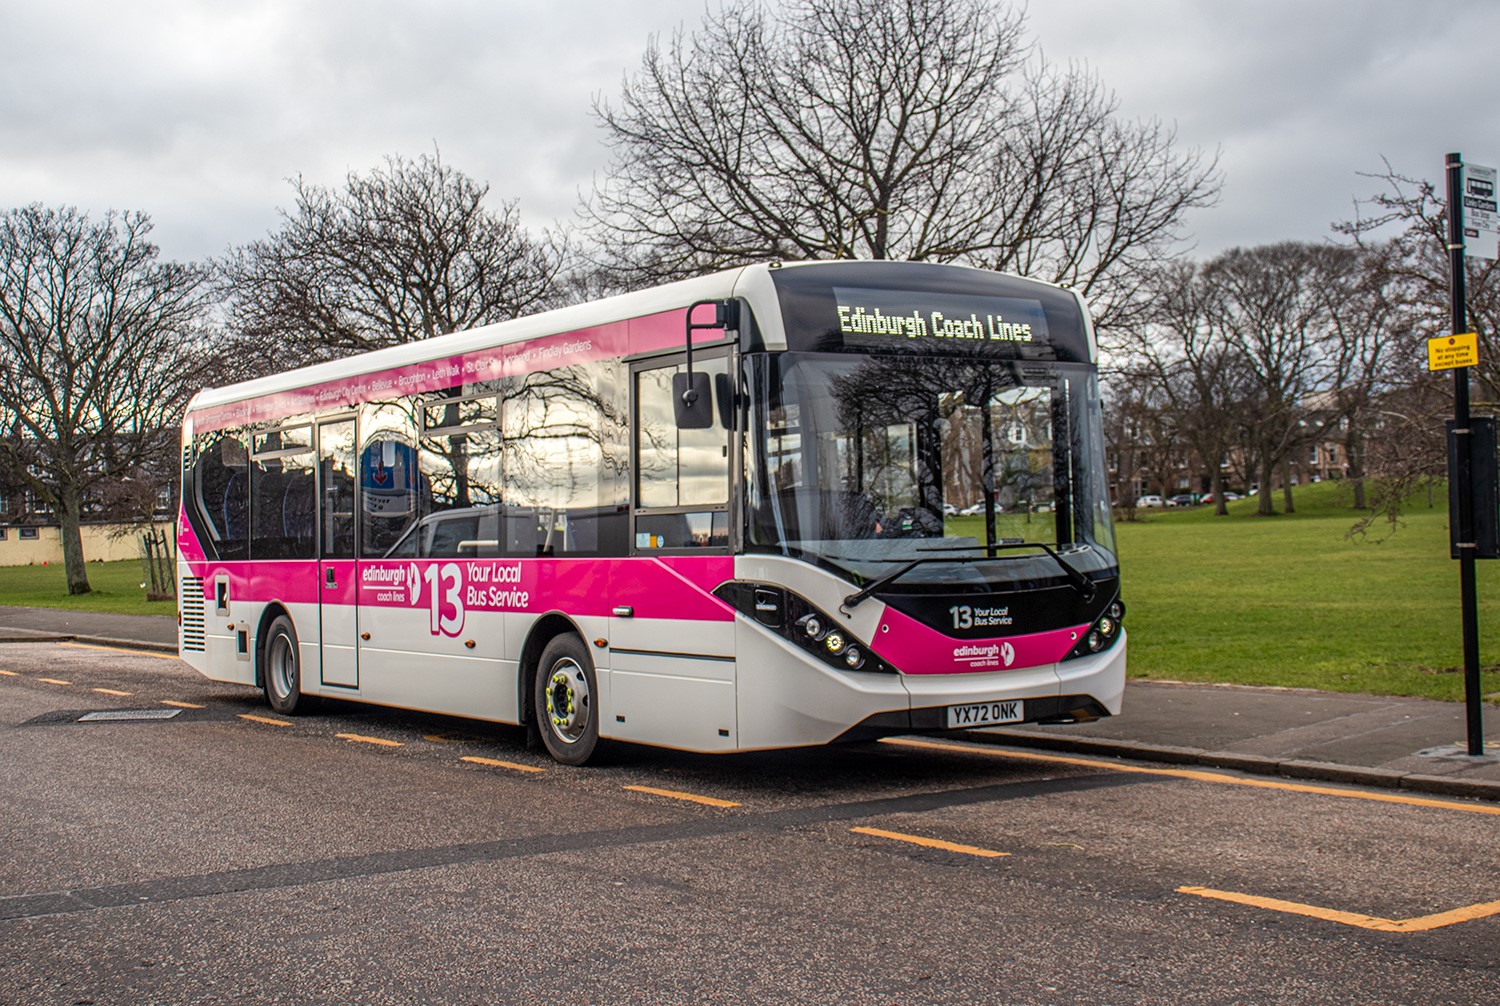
[1446,151,1486,757]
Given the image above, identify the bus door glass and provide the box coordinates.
[317,416,359,688]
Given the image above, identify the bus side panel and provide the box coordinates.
[600,667,738,752]
[351,558,514,721]
[602,557,738,752]
[603,620,738,752]
[356,609,513,722]
[181,558,321,689]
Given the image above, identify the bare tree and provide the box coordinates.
[1312,240,1418,510]
[586,0,1219,332]
[1335,162,1474,528]
[1200,243,1371,516]
[0,205,212,594]
[1126,261,1254,516]
[220,152,566,372]
[1340,159,1500,397]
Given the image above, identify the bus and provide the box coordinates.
[178,260,1125,765]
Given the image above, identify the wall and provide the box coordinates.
[0,523,174,567]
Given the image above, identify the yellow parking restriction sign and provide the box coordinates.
[1429,332,1479,371]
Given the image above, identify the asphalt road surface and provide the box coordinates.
[2,641,1497,1005]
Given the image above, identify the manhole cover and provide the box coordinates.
[78,709,183,722]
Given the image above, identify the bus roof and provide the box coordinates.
[186,260,1089,417]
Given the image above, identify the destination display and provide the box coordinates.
[832,287,1050,351]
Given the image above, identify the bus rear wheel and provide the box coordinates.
[262,614,305,715]
[535,634,601,766]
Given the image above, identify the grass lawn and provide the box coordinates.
[0,559,177,617]
[1116,481,1500,702]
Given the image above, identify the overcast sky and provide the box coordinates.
[3,0,1496,266]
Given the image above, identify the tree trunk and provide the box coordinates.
[1281,457,1296,514]
[58,489,92,595]
[1212,469,1228,516]
[1345,429,1366,509]
[1257,456,1276,516]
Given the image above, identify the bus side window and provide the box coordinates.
[417,384,502,558]
[636,357,729,510]
[634,356,729,551]
[187,428,249,560]
[501,359,627,557]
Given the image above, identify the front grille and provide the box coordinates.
[180,575,206,652]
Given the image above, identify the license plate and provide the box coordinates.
[946,699,1024,728]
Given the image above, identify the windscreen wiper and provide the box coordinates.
[841,541,1096,610]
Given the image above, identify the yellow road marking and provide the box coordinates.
[460,755,546,774]
[881,737,1500,816]
[336,733,402,748]
[851,826,1009,858]
[424,734,455,744]
[0,669,17,676]
[59,642,179,660]
[37,678,71,686]
[161,700,204,709]
[239,713,292,728]
[93,688,133,697]
[623,784,740,808]
[1179,886,1500,932]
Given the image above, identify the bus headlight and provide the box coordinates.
[715,582,896,674]
[1062,593,1125,662]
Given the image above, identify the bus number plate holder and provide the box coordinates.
[946,700,1024,728]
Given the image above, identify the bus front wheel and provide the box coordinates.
[535,634,600,766]
[263,615,304,715]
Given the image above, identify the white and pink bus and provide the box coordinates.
[178,261,1125,764]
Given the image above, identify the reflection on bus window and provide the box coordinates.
[636,357,729,509]
[502,360,627,555]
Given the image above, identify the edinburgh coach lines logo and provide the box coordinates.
[952,641,1016,669]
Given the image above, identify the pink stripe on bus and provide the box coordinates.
[189,307,723,433]
[873,604,1086,675]
[182,555,736,622]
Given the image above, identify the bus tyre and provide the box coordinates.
[262,615,304,715]
[535,634,600,766]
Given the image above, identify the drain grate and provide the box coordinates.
[78,709,183,722]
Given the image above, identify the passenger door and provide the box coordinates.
[317,416,359,689]
[608,353,738,751]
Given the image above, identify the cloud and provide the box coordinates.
[3,0,1498,265]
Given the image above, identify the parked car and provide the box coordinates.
[1134,495,1167,508]
[1168,493,1200,507]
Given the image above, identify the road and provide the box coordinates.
[1,640,1497,1005]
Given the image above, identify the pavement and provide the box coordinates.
[2,605,1497,802]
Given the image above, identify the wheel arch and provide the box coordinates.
[517,611,589,728]
[254,602,293,690]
